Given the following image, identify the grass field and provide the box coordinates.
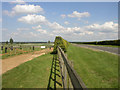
[67,44,118,88]
[2,53,62,88]
[87,44,119,48]
[1,43,53,59]
[2,53,53,88]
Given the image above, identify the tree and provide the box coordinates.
[10,38,13,44]
[6,41,8,44]
[48,40,50,43]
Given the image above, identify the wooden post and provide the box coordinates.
[68,60,74,89]
[64,66,67,89]
[58,47,87,89]
[33,46,34,50]
[5,47,7,53]
[1,46,3,50]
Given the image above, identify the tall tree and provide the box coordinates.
[10,38,13,44]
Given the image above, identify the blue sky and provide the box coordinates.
[1,2,118,42]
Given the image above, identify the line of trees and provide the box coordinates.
[53,36,69,53]
[72,39,120,46]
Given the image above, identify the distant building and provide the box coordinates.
[41,46,46,48]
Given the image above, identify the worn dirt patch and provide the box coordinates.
[2,48,53,74]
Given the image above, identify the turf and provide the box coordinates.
[1,43,52,59]
[88,44,119,48]
[2,53,53,88]
[66,44,118,88]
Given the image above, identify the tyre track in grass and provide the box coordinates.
[2,48,53,74]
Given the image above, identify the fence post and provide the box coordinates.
[64,65,67,89]
[33,46,34,50]
[57,46,87,89]
[1,46,3,50]
[57,48,65,88]
[5,47,7,53]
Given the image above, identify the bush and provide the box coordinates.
[53,36,69,53]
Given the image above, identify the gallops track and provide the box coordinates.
[2,48,53,74]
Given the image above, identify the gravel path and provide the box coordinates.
[73,44,119,55]
[2,48,53,74]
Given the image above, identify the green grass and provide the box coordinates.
[2,53,53,88]
[66,44,118,88]
[1,43,50,59]
[80,44,119,48]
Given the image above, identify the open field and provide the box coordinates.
[66,44,118,88]
[2,48,52,74]
[2,52,62,88]
[2,53,53,88]
[1,43,53,59]
[2,38,118,88]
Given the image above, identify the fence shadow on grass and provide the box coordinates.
[47,54,62,90]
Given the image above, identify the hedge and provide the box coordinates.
[53,36,69,53]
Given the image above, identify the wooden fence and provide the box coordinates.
[57,46,87,89]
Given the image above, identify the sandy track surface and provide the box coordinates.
[2,48,53,74]
[73,44,119,55]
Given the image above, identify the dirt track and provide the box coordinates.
[73,44,119,55]
[2,48,53,74]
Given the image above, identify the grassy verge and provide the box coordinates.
[2,53,53,88]
[79,44,119,48]
[66,44,118,88]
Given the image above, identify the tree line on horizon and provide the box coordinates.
[72,39,120,46]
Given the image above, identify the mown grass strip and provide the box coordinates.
[67,44,118,88]
[2,53,53,88]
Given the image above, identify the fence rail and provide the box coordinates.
[57,46,87,89]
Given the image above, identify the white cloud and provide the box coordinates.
[18,14,47,24]
[3,10,16,17]
[61,14,66,18]
[52,26,93,36]
[85,21,118,33]
[17,28,30,31]
[64,21,69,25]
[32,25,47,34]
[4,4,43,16]
[32,25,42,29]
[68,11,90,20]
[13,4,43,14]
[18,14,64,31]
[18,13,117,40]
[4,21,118,42]
[52,21,118,37]
[10,0,26,4]
[29,32,37,37]
[37,29,47,34]
[48,22,64,30]
[11,32,19,36]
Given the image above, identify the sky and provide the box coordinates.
[1,1,118,42]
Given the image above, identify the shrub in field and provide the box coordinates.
[53,36,69,53]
